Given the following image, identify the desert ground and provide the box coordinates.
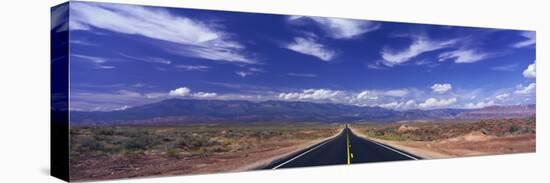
[350,117,536,159]
[69,117,536,181]
[69,123,342,181]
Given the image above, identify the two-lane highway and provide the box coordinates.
[263,125,420,169]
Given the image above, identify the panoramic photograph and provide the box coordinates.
[52,1,535,181]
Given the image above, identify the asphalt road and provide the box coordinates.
[263,125,421,169]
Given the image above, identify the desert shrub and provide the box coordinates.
[206,145,230,153]
[124,135,155,150]
[508,125,520,134]
[125,129,150,138]
[177,135,209,150]
[96,128,115,136]
[79,137,104,151]
[382,134,405,141]
[166,147,179,159]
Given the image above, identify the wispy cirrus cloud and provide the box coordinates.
[69,39,98,47]
[69,2,256,64]
[289,16,380,39]
[71,54,116,69]
[119,53,172,65]
[438,49,489,63]
[286,37,336,61]
[491,63,518,71]
[512,31,536,48]
[193,92,218,98]
[235,67,264,78]
[175,64,210,71]
[381,36,456,66]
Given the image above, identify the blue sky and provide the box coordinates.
[53,2,536,111]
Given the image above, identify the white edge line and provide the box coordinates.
[272,132,340,169]
[363,137,419,160]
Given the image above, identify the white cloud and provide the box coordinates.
[379,100,417,110]
[286,37,336,61]
[71,54,115,69]
[98,65,116,69]
[418,97,457,108]
[113,105,131,111]
[514,83,536,95]
[381,36,456,66]
[144,57,171,64]
[523,61,536,79]
[235,67,263,77]
[495,93,510,100]
[144,92,167,99]
[236,71,251,77]
[278,89,342,101]
[438,49,488,63]
[169,87,191,96]
[512,31,536,48]
[70,2,255,64]
[383,89,409,97]
[356,90,379,100]
[248,67,264,72]
[70,39,98,47]
[464,100,495,109]
[491,63,518,71]
[176,64,210,71]
[177,45,256,64]
[116,90,142,97]
[367,63,387,70]
[72,54,106,63]
[120,53,172,65]
[353,89,409,101]
[193,92,218,98]
[351,89,413,106]
[168,87,219,98]
[290,16,380,39]
[431,83,452,94]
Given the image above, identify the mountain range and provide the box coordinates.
[70,99,536,125]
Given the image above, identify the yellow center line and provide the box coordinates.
[346,128,351,165]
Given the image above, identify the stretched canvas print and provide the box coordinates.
[51,1,536,182]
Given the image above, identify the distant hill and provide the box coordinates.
[70,99,535,125]
[456,104,536,119]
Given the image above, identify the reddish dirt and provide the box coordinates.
[70,139,317,181]
[351,127,535,159]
